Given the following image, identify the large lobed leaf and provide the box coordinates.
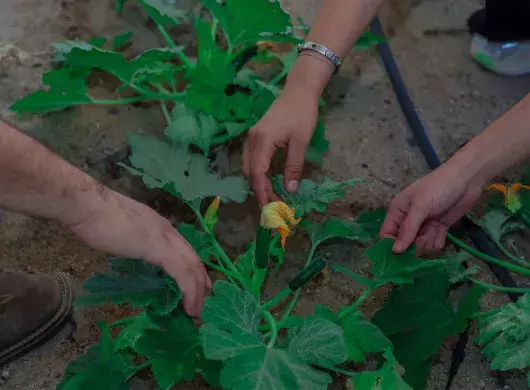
[272,175,365,217]
[200,0,296,47]
[200,281,348,390]
[351,349,413,390]
[124,134,249,203]
[75,258,181,315]
[476,293,530,382]
[302,217,371,247]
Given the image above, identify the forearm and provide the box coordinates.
[0,120,108,226]
[286,0,385,96]
[444,94,530,185]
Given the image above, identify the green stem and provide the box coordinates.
[521,211,530,229]
[497,241,530,268]
[109,317,135,328]
[269,70,289,86]
[446,232,530,276]
[262,287,291,310]
[275,245,318,318]
[262,310,278,347]
[160,102,171,125]
[470,307,502,319]
[193,205,243,279]
[337,288,374,320]
[155,22,195,69]
[317,363,356,377]
[202,259,243,281]
[470,278,530,293]
[251,268,267,301]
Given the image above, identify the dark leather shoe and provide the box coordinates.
[0,272,74,366]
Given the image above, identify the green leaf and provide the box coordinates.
[366,238,442,285]
[235,242,255,280]
[59,323,134,390]
[11,68,92,114]
[201,281,261,336]
[306,120,330,165]
[138,0,187,26]
[200,0,295,46]
[353,31,386,50]
[185,18,235,120]
[124,134,249,203]
[114,311,153,350]
[477,210,525,243]
[340,311,392,363]
[272,175,365,217]
[177,223,218,262]
[476,293,530,372]
[51,40,100,64]
[372,268,483,388]
[75,257,182,315]
[302,217,371,247]
[355,208,387,241]
[165,102,218,154]
[135,310,201,389]
[351,349,413,390]
[115,0,127,14]
[112,32,133,50]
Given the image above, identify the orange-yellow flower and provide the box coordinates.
[260,202,300,248]
[489,183,530,213]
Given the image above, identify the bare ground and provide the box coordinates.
[0,0,529,389]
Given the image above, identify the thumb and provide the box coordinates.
[394,204,430,253]
[284,139,307,193]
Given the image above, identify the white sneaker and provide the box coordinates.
[470,34,530,76]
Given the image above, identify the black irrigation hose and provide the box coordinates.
[370,15,519,390]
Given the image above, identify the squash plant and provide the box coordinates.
[57,132,489,389]
[11,0,382,165]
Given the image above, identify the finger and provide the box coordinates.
[394,204,430,253]
[193,261,207,317]
[167,261,199,317]
[434,226,447,251]
[267,181,282,202]
[283,138,308,193]
[249,137,276,206]
[380,196,409,239]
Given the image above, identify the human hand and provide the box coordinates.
[68,190,211,317]
[380,164,484,256]
[243,84,319,206]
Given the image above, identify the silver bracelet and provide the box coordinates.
[297,41,342,74]
[299,52,335,74]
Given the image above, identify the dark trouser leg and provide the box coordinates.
[468,0,530,41]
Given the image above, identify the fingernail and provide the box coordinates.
[393,243,403,253]
[287,180,299,192]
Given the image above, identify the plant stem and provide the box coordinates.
[470,278,530,293]
[160,102,171,126]
[269,70,288,86]
[521,211,530,229]
[275,245,318,318]
[446,232,530,276]
[470,307,502,319]
[251,268,267,301]
[155,22,195,69]
[262,310,278,347]
[337,288,374,320]
[202,259,243,281]
[262,287,291,310]
[317,363,356,377]
[496,241,530,268]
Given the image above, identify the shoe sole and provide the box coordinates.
[0,273,74,366]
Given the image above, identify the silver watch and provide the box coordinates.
[297,41,343,74]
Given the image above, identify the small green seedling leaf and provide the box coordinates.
[75,258,182,315]
[200,0,296,46]
[366,238,441,285]
[476,293,530,379]
[124,134,249,203]
[58,323,134,390]
[302,217,371,247]
[165,102,218,155]
[272,175,364,217]
[351,348,413,390]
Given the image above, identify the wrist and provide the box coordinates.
[285,54,334,98]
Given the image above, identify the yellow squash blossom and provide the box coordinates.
[260,202,300,248]
[489,183,530,213]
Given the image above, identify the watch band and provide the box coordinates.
[297,41,343,74]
